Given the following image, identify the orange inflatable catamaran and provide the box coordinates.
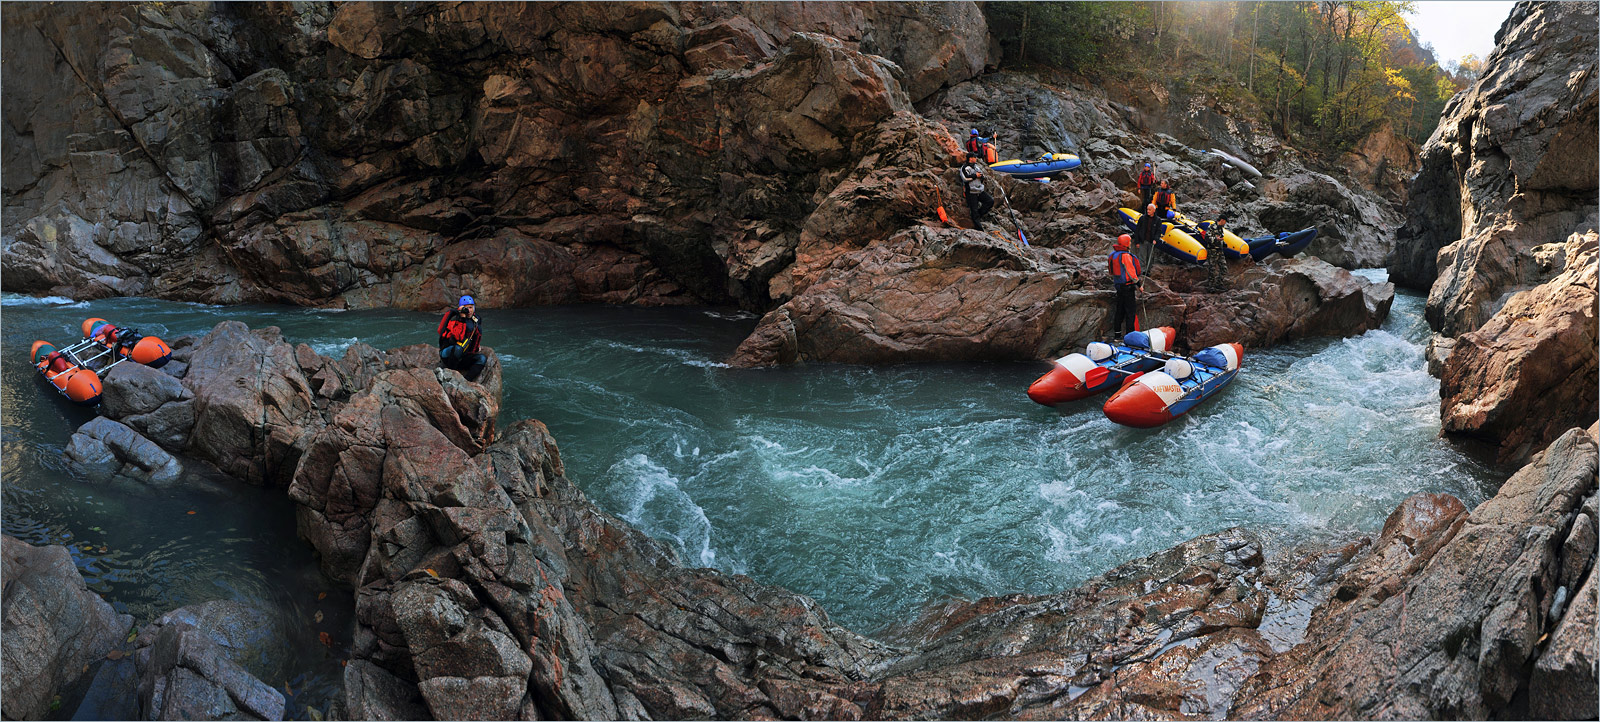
[29,318,173,406]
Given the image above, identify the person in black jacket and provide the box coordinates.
[438,294,487,381]
[960,156,995,226]
[1134,202,1164,266]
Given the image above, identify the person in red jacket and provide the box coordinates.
[438,294,486,381]
[1136,163,1157,209]
[1108,234,1142,336]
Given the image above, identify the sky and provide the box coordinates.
[1405,1,1517,66]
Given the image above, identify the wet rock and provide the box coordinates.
[1439,231,1598,465]
[102,361,188,418]
[343,660,428,721]
[135,600,291,685]
[1231,427,1599,719]
[102,362,196,451]
[1392,0,1598,316]
[64,416,184,488]
[134,621,286,721]
[1,536,134,720]
[1425,334,1456,377]
[183,321,319,485]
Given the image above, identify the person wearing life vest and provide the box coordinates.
[1197,215,1231,291]
[1108,234,1142,336]
[1152,180,1177,219]
[966,129,996,164]
[1136,163,1157,210]
[438,294,487,382]
[960,156,995,226]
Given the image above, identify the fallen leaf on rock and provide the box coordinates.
[317,592,326,600]
[423,568,439,578]
[186,510,196,515]
[106,649,125,660]
[319,631,332,647]
[314,611,324,623]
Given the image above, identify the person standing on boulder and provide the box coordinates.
[1152,180,1178,219]
[1109,234,1142,336]
[1134,202,1164,266]
[1136,163,1157,209]
[1198,216,1231,291]
[438,295,487,382]
[966,129,995,163]
[961,156,995,227]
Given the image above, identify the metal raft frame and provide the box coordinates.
[43,336,128,381]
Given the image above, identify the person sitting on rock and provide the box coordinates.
[1134,202,1164,265]
[1197,216,1231,291]
[961,156,995,227]
[438,295,486,382]
[1152,180,1177,219]
[1136,163,1157,209]
[1109,234,1142,336]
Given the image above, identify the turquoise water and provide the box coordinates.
[1,277,1501,687]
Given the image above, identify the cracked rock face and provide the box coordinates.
[1,2,989,312]
[1,536,135,720]
[1390,0,1598,312]
[1386,1,1599,462]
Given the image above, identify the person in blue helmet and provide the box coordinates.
[965,129,993,162]
[438,294,486,381]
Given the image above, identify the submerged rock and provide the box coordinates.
[1,536,134,720]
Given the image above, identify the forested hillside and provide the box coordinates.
[983,1,1470,151]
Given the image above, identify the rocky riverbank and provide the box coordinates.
[9,320,1591,720]
[4,1,1409,368]
[1388,0,1598,465]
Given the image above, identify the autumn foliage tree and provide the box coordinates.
[981,1,1468,151]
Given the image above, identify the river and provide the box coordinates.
[0,273,1503,718]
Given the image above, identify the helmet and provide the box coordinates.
[458,295,475,306]
[1144,163,1151,168]
[970,129,980,136]
[1165,210,1176,219]
[1115,234,1132,250]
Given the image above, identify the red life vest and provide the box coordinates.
[1154,189,1176,209]
[438,312,481,353]
[1137,170,1156,188]
[1109,250,1141,285]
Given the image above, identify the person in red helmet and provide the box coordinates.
[1108,234,1142,336]
[438,294,486,381]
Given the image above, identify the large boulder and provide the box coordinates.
[133,620,287,721]
[1391,1,1598,318]
[1,536,134,720]
[731,226,1391,366]
[102,362,196,451]
[1440,231,1598,464]
[183,321,319,485]
[63,416,185,488]
[1230,427,1599,719]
